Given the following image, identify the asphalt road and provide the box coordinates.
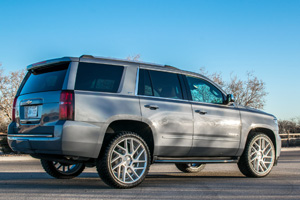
[0,150,299,200]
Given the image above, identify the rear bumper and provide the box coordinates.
[7,121,104,158]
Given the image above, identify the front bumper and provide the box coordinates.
[275,130,282,164]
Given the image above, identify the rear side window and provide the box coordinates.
[138,69,183,100]
[75,63,124,93]
[20,63,69,95]
[138,69,153,96]
[150,70,183,99]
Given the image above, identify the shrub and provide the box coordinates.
[0,135,13,154]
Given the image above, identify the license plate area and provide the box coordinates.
[25,106,38,118]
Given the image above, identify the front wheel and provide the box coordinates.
[97,132,151,189]
[175,163,206,173]
[41,160,85,179]
[238,133,275,177]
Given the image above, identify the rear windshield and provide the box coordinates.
[20,63,69,95]
[75,62,124,93]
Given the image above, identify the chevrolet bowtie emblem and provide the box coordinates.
[26,100,32,105]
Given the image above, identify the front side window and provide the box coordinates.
[75,63,124,93]
[186,76,224,104]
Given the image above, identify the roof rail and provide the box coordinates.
[80,55,94,59]
[164,65,179,70]
[79,55,179,70]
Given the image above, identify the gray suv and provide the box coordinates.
[8,55,281,188]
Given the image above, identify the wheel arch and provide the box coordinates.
[99,120,155,162]
[244,128,277,157]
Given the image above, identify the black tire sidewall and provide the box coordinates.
[238,133,275,177]
[175,163,206,173]
[41,160,85,179]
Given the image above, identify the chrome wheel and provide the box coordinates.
[41,159,85,179]
[248,135,275,175]
[175,163,206,173]
[98,132,150,188]
[188,163,202,169]
[110,137,147,184]
[238,133,275,177]
[53,162,84,175]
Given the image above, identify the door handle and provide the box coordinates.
[195,110,207,115]
[144,105,159,110]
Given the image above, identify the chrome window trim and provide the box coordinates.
[134,67,237,108]
[138,94,189,103]
[134,67,140,96]
[138,94,236,108]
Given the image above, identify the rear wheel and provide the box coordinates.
[97,131,151,189]
[41,160,85,179]
[175,163,206,173]
[238,133,275,177]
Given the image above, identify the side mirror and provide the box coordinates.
[226,94,235,105]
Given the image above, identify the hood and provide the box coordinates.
[237,105,276,119]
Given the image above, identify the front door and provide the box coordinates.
[185,75,241,157]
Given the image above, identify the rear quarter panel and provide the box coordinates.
[72,63,141,157]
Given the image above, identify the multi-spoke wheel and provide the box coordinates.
[97,132,150,188]
[41,159,85,179]
[238,133,275,177]
[175,163,206,173]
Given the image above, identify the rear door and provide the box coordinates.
[138,69,193,156]
[14,62,70,135]
[185,75,241,157]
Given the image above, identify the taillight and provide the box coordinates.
[12,96,18,122]
[59,91,74,120]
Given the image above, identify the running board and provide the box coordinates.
[154,156,238,164]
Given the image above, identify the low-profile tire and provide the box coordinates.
[41,160,85,179]
[175,163,206,173]
[238,132,275,178]
[97,131,151,189]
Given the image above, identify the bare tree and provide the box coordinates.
[278,118,300,134]
[126,54,141,61]
[226,72,267,109]
[200,67,268,109]
[0,67,25,132]
[200,67,225,87]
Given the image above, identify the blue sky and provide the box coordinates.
[0,0,299,120]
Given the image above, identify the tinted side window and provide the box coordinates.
[21,63,69,95]
[138,69,153,96]
[148,70,183,99]
[186,76,224,104]
[75,63,124,93]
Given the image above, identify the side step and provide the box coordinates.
[154,156,239,164]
